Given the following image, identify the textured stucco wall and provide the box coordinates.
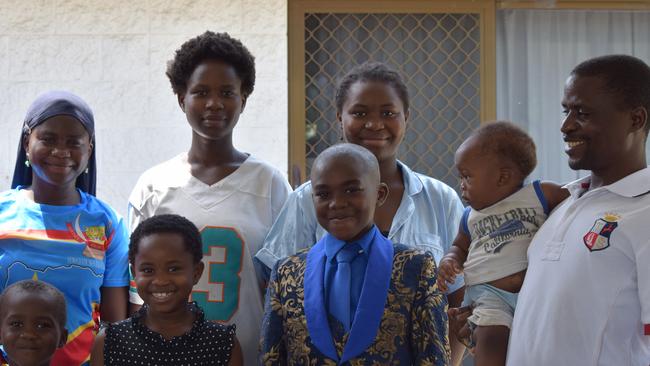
[0,0,288,216]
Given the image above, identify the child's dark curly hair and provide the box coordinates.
[129,214,203,265]
[335,61,409,113]
[166,31,255,97]
[472,121,537,178]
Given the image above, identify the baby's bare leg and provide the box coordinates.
[473,325,509,366]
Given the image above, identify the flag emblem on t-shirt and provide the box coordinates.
[66,214,109,260]
[583,214,619,251]
[84,225,106,243]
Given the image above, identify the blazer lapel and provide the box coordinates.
[304,235,339,361]
[340,228,394,363]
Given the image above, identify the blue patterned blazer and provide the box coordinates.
[259,231,450,365]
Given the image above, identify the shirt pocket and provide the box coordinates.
[410,233,444,264]
[541,240,566,261]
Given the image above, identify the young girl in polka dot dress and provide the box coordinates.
[90,215,243,366]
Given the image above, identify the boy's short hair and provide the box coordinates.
[129,214,203,265]
[311,143,380,184]
[572,55,650,134]
[0,280,67,327]
[335,61,409,114]
[470,121,537,178]
[166,31,256,97]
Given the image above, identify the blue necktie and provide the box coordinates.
[329,243,360,332]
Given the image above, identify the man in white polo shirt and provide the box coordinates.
[506,55,650,365]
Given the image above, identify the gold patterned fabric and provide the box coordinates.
[260,244,450,365]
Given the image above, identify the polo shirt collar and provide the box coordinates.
[564,166,650,198]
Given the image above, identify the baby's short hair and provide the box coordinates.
[469,121,537,178]
[129,214,203,265]
[166,31,255,97]
[0,280,67,327]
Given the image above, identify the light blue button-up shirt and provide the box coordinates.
[255,161,465,293]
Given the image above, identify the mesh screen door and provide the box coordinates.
[289,1,496,191]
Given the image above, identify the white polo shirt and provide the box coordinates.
[507,167,650,366]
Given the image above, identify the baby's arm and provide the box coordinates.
[90,329,106,366]
[540,182,570,212]
[437,223,471,293]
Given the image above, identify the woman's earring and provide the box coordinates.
[84,167,89,174]
[24,153,31,167]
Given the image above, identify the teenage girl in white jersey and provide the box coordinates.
[127,31,291,366]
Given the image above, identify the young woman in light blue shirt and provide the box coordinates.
[255,62,466,364]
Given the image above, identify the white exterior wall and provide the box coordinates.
[0,0,289,216]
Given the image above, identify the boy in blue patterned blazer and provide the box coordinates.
[260,143,450,365]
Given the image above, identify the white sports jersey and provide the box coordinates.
[507,168,650,366]
[128,153,291,366]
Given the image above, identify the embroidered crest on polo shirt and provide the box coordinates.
[583,213,620,252]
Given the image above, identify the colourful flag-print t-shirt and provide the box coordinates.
[0,188,129,366]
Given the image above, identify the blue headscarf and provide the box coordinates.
[11,90,97,196]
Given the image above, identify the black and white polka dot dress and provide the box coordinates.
[103,302,235,365]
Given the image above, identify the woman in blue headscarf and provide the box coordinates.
[1,91,129,366]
